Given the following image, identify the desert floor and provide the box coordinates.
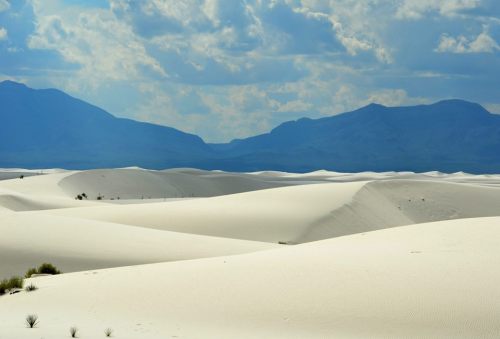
[1,168,500,338]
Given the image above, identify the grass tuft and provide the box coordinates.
[25,314,39,328]
[70,326,78,337]
[104,327,113,337]
[25,267,38,278]
[25,283,38,292]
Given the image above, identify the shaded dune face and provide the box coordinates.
[292,179,500,243]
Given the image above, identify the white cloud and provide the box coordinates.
[396,0,480,19]
[296,1,394,63]
[365,89,429,107]
[435,29,500,53]
[27,7,166,89]
[0,0,9,12]
[0,27,7,40]
[484,103,500,114]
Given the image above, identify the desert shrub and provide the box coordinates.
[7,276,23,290]
[25,267,38,278]
[25,283,38,292]
[25,263,61,277]
[37,263,61,275]
[25,314,38,328]
[0,276,23,295]
[104,328,113,337]
[0,279,7,295]
[70,326,78,337]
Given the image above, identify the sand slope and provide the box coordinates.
[295,179,500,242]
[0,212,277,277]
[44,179,500,243]
[57,168,299,200]
[46,181,367,243]
[1,217,500,338]
[2,168,500,338]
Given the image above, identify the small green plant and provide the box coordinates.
[25,283,38,292]
[25,263,61,278]
[8,276,24,289]
[70,326,78,337]
[0,279,7,295]
[1,276,22,295]
[104,328,113,337]
[0,276,24,295]
[25,267,38,278]
[25,314,38,328]
[37,263,61,275]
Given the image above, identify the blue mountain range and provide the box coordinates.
[2,80,499,173]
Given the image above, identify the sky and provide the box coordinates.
[0,0,499,143]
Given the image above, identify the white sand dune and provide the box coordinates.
[0,172,76,199]
[295,179,500,242]
[45,181,368,243]
[2,168,500,338]
[1,217,500,338]
[44,179,500,243]
[0,190,100,211]
[0,212,277,277]
[57,168,298,200]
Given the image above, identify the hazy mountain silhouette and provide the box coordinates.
[0,80,211,169]
[2,80,500,173]
[205,99,500,173]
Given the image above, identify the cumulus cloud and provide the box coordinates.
[435,29,500,53]
[0,27,7,40]
[396,0,480,19]
[28,4,166,89]
[365,89,429,107]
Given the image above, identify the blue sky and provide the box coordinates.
[1,0,499,142]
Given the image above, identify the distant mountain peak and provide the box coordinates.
[364,103,386,109]
[0,80,29,89]
[434,98,475,105]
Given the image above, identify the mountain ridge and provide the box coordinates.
[1,81,499,173]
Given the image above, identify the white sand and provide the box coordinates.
[1,168,500,338]
[45,181,368,243]
[42,178,500,243]
[0,212,277,277]
[1,218,500,338]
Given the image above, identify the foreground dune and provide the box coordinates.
[0,212,277,277]
[2,168,500,338]
[1,217,500,338]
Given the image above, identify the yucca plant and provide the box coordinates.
[104,327,113,337]
[25,283,38,292]
[70,326,78,337]
[25,314,38,328]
